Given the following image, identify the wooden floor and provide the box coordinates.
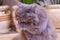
[0,29,60,40]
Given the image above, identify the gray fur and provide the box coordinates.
[15,3,57,40]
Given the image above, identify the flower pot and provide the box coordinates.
[0,6,11,33]
[45,5,60,28]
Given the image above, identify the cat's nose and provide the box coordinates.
[35,17,39,22]
[34,15,39,22]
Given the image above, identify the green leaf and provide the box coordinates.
[22,0,36,4]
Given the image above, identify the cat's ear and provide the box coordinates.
[23,4,37,11]
[16,5,25,13]
[31,4,37,11]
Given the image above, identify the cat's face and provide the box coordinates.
[16,8,39,25]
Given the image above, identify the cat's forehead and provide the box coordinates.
[19,3,37,8]
[16,4,37,14]
[17,8,34,14]
[18,4,37,10]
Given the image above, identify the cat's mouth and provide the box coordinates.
[19,20,39,26]
[20,21,33,25]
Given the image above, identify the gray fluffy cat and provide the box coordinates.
[15,3,57,40]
